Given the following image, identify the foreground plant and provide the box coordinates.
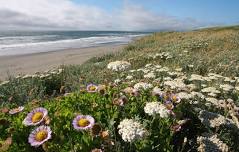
[28,125,52,147]
[23,107,48,126]
[72,115,95,130]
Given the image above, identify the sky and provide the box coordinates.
[0,0,238,31]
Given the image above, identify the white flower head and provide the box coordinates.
[144,102,170,118]
[144,72,156,79]
[107,61,131,72]
[134,82,153,90]
[126,75,133,80]
[201,87,220,94]
[220,84,234,92]
[118,119,147,142]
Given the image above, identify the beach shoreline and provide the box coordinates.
[0,44,125,80]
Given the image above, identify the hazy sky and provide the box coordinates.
[0,0,238,31]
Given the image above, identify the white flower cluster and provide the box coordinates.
[118,119,146,142]
[177,92,193,100]
[189,74,206,81]
[198,110,234,128]
[197,133,229,152]
[107,61,131,72]
[164,79,186,90]
[201,87,220,94]
[150,52,173,60]
[144,102,170,118]
[220,84,234,92]
[134,82,153,90]
[144,72,156,79]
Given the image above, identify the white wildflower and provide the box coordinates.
[235,86,239,92]
[163,77,172,81]
[144,72,156,79]
[175,68,182,72]
[144,102,170,118]
[190,92,205,99]
[107,61,131,72]
[224,77,232,82]
[198,110,234,128]
[126,75,133,80]
[156,67,169,72]
[129,70,136,73]
[205,97,218,106]
[142,69,151,74]
[208,73,223,78]
[164,79,186,90]
[134,82,153,90]
[189,74,205,81]
[145,64,152,68]
[197,133,229,152]
[152,87,163,96]
[220,84,234,92]
[207,92,217,97]
[201,87,220,94]
[202,77,212,82]
[155,65,162,69]
[177,92,192,100]
[167,72,179,77]
[187,84,197,91]
[114,79,121,84]
[118,119,146,142]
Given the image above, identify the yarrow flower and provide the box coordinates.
[72,115,95,130]
[23,107,48,126]
[9,106,24,115]
[144,102,171,118]
[197,133,229,152]
[107,61,131,72]
[144,72,156,79]
[118,119,146,142]
[28,125,52,147]
[86,84,98,93]
[134,82,153,90]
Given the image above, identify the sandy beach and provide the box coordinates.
[0,44,125,80]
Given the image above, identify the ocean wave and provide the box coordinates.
[0,34,145,56]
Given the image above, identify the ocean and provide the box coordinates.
[0,31,149,56]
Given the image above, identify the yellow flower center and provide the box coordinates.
[32,112,44,123]
[165,103,173,110]
[35,131,48,142]
[78,118,90,127]
[172,96,178,102]
[163,95,170,101]
[89,86,96,91]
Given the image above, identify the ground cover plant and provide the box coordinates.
[1,25,239,151]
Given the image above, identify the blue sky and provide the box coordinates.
[0,0,238,31]
[73,0,239,25]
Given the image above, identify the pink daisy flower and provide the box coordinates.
[28,125,52,147]
[9,106,24,114]
[86,84,98,93]
[23,107,48,126]
[72,115,95,130]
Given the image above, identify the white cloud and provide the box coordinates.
[0,0,205,31]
